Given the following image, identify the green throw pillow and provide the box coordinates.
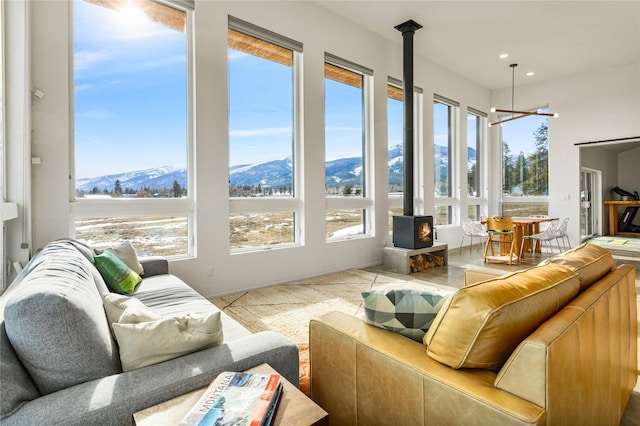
[94,251,142,294]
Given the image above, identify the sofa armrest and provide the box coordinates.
[4,331,298,426]
[140,256,168,277]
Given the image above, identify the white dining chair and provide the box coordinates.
[554,217,571,250]
[459,218,488,254]
[519,219,561,260]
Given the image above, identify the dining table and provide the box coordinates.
[482,216,559,256]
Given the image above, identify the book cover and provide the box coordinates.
[180,371,281,426]
[260,382,283,426]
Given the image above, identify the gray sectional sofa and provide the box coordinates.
[0,240,298,425]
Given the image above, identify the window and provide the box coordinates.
[466,108,486,220]
[72,0,193,257]
[501,109,549,216]
[324,54,373,240]
[388,82,404,231]
[433,95,458,226]
[228,17,302,250]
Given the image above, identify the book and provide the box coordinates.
[179,371,282,426]
[260,382,283,426]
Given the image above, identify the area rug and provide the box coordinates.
[209,269,454,396]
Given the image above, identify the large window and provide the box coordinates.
[72,0,192,257]
[324,54,373,240]
[466,109,485,220]
[501,109,549,216]
[433,96,458,226]
[228,17,302,250]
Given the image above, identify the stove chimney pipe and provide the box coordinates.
[394,19,422,216]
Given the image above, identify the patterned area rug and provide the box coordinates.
[209,269,455,396]
[209,269,455,345]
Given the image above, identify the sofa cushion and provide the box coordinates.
[102,293,161,326]
[361,287,454,341]
[112,311,224,371]
[94,250,142,294]
[423,263,580,370]
[107,240,144,275]
[4,243,121,395]
[538,243,614,291]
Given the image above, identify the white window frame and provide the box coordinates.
[324,53,374,241]
[499,106,550,211]
[465,107,487,220]
[433,94,459,227]
[69,0,196,259]
[228,17,304,253]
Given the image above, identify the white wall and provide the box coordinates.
[14,1,489,297]
[490,63,640,247]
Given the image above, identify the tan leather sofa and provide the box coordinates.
[309,244,637,425]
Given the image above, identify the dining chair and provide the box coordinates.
[554,217,571,250]
[459,218,488,254]
[484,216,519,265]
[519,219,561,260]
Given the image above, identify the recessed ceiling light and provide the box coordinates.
[526,71,535,76]
[499,53,509,59]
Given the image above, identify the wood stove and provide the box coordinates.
[392,20,431,250]
[393,215,433,249]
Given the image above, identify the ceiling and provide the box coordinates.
[313,1,640,90]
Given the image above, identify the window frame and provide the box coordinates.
[69,0,195,259]
[433,94,459,227]
[465,107,487,221]
[227,17,304,253]
[499,106,550,214]
[324,53,374,241]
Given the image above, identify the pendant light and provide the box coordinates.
[488,64,558,127]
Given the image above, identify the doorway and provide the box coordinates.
[580,167,601,241]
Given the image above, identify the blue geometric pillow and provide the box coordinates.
[361,288,454,341]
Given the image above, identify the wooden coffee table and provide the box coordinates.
[133,363,328,426]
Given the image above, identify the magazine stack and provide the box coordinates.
[179,371,283,426]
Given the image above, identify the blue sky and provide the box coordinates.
[74,0,543,180]
[74,0,187,179]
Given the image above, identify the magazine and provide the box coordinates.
[179,371,282,426]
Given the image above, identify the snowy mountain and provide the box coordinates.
[75,144,474,193]
[76,166,186,193]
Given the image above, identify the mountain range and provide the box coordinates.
[75,144,475,193]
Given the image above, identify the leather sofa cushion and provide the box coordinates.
[538,243,614,292]
[423,263,580,370]
[4,243,121,395]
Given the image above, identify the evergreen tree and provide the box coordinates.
[114,179,122,197]
[342,183,352,196]
[172,180,182,198]
[502,141,516,195]
[523,121,549,195]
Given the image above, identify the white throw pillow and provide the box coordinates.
[108,240,144,276]
[102,293,161,326]
[112,312,224,371]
